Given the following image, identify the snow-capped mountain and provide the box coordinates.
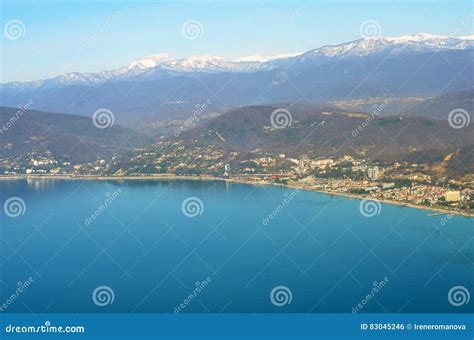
[125,53,173,69]
[299,33,474,62]
[0,55,272,93]
[135,55,269,80]
[234,52,303,63]
[1,33,473,93]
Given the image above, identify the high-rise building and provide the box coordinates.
[367,166,380,181]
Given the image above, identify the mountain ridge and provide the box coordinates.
[2,33,473,92]
[0,106,152,163]
[172,104,474,160]
[1,34,472,127]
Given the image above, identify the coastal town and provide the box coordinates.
[1,142,472,216]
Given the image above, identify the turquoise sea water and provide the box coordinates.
[0,179,472,313]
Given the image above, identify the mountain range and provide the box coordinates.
[0,107,151,163]
[174,105,474,160]
[105,103,473,179]
[0,100,472,178]
[2,33,473,92]
[1,33,473,127]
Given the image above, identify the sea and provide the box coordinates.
[0,179,472,313]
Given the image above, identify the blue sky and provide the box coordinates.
[1,0,473,82]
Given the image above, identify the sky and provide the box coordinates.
[1,0,473,82]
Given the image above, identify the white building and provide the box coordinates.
[367,166,380,181]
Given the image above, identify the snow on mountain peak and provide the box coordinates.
[2,33,472,90]
[388,33,448,42]
[303,33,474,59]
[177,55,225,67]
[185,55,225,62]
[121,34,473,73]
[234,52,303,63]
[127,53,173,70]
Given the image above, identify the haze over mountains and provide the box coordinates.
[1,33,473,126]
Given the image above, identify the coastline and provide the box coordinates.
[1,174,472,217]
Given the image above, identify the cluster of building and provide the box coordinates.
[0,151,109,176]
[1,141,471,213]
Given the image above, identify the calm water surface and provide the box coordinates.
[0,179,472,313]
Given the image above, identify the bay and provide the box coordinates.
[0,179,472,313]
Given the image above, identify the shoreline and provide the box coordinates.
[1,174,472,217]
